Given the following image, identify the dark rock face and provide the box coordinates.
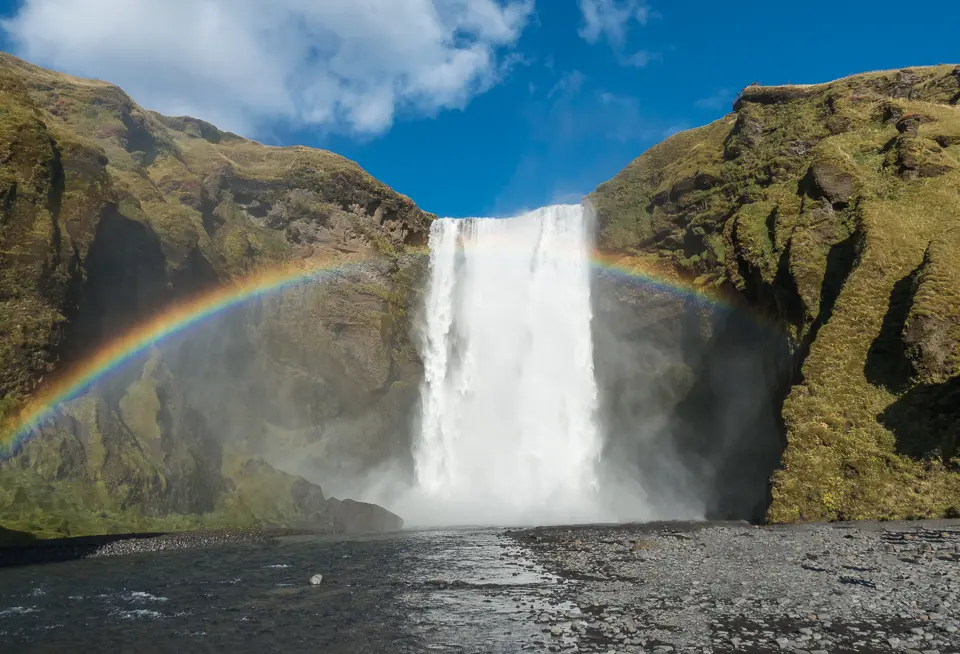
[890,68,920,99]
[592,274,791,522]
[321,498,404,533]
[896,114,921,136]
[291,477,327,516]
[806,162,856,206]
[734,85,813,108]
[291,481,402,533]
[884,114,955,180]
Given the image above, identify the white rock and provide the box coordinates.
[309,574,323,585]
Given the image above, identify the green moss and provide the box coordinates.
[731,200,779,284]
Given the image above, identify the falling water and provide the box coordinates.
[410,205,609,526]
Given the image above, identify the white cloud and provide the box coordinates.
[577,0,650,47]
[694,88,734,111]
[620,49,659,68]
[547,70,586,100]
[1,0,534,136]
[661,124,689,139]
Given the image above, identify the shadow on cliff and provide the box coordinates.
[63,204,219,361]
[865,266,921,392]
[63,205,169,355]
[0,525,36,548]
[879,375,960,464]
[669,306,792,522]
[592,273,793,523]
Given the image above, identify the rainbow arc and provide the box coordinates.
[0,245,759,460]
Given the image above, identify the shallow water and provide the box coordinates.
[0,529,568,653]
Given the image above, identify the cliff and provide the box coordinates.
[0,53,428,538]
[590,65,960,522]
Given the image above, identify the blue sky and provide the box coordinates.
[1,1,959,217]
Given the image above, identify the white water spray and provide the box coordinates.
[408,205,611,526]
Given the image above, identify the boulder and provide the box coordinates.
[896,114,921,136]
[322,498,404,533]
[890,69,919,99]
[807,162,856,205]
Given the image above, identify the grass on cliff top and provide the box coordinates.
[591,117,735,249]
[0,52,424,278]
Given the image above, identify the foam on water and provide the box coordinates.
[406,205,610,526]
[123,592,168,603]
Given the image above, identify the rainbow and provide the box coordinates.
[0,245,758,461]
[589,249,739,312]
[0,253,372,460]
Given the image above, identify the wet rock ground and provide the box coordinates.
[4,522,960,652]
[505,520,960,654]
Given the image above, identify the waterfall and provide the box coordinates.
[410,204,608,526]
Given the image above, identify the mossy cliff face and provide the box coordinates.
[0,53,428,538]
[591,65,960,522]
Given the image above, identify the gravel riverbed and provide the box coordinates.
[85,528,313,557]
[0,528,319,567]
[505,520,960,654]
[5,520,960,653]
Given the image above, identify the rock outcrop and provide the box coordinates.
[319,498,404,533]
[590,65,960,522]
[0,53,430,538]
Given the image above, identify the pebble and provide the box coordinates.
[5,527,319,564]
[504,520,960,653]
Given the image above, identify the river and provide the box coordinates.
[0,529,576,653]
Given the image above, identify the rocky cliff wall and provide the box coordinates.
[590,65,960,522]
[0,53,428,538]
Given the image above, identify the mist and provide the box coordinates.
[81,202,790,529]
[591,265,790,523]
[392,203,788,527]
